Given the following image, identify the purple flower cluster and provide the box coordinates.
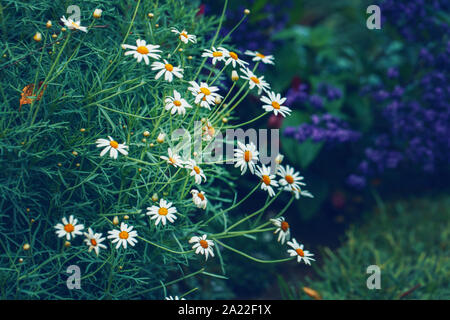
[347,0,450,189]
[284,114,361,144]
[285,82,342,110]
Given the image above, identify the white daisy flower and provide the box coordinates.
[160,148,184,167]
[146,199,178,226]
[278,165,306,192]
[190,189,207,209]
[171,28,196,44]
[270,217,290,244]
[275,154,284,165]
[261,91,291,117]
[287,238,315,265]
[293,187,314,200]
[240,67,270,95]
[188,81,222,110]
[245,50,275,65]
[165,90,192,115]
[96,136,129,159]
[234,141,259,175]
[83,228,107,256]
[256,165,279,197]
[221,48,248,68]
[189,235,215,260]
[165,296,186,300]
[60,16,88,33]
[121,39,161,65]
[107,222,138,249]
[151,59,183,82]
[54,215,85,240]
[201,47,227,65]
[185,160,206,184]
[202,121,217,141]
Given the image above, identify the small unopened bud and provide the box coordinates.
[148,13,154,19]
[18,258,24,263]
[142,138,147,143]
[72,151,78,156]
[46,20,52,28]
[23,243,30,251]
[151,193,159,202]
[75,163,80,167]
[193,152,198,157]
[64,241,71,247]
[143,130,150,137]
[26,208,30,213]
[93,8,102,19]
[303,287,321,300]
[157,132,165,143]
[155,24,159,28]
[33,32,42,42]
[124,215,129,220]
[61,27,67,32]
[52,33,57,39]
[138,168,142,172]
[222,117,228,123]
[231,70,239,81]
[244,9,250,15]
[149,143,155,148]
[178,48,183,52]
[188,56,193,60]
[275,154,284,164]
[57,162,62,167]
[80,128,86,132]
[163,191,169,196]
[215,96,222,105]
[113,216,119,225]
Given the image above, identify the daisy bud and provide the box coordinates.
[30,219,35,223]
[57,162,62,167]
[72,151,78,156]
[75,163,80,167]
[275,154,284,164]
[155,24,159,28]
[142,138,147,143]
[148,13,154,19]
[149,143,155,148]
[143,130,150,137]
[231,70,239,82]
[93,8,102,19]
[33,32,42,42]
[61,27,67,32]
[52,33,57,39]
[193,152,198,157]
[26,208,30,213]
[18,258,24,263]
[163,191,169,196]
[23,243,30,251]
[46,20,52,28]
[303,287,321,300]
[222,117,228,123]
[244,9,250,15]
[3,54,6,58]
[124,215,129,220]
[178,48,183,52]
[80,128,86,132]
[157,132,165,143]
[215,96,222,105]
[188,56,193,60]
[151,193,159,202]
[64,241,71,247]
[138,168,142,172]
[113,216,119,225]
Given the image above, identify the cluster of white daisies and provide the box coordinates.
[53,19,315,266]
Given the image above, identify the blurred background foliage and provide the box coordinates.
[202,0,449,299]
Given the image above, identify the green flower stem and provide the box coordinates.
[137,236,193,255]
[208,82,236,120]
[256,196,295,230]
[180,287,199,299]
[126,156,163,166]
[212,227,276,239]
[215,239,295,264]
[217,13,247,47]
[209,64,227,86]
[211,86,250,124]
[223,112,268,129]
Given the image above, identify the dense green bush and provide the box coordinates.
[279,196,450,299]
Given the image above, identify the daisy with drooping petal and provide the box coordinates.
[256,165,279,197]
[191,189,207,209]
[234,141,259,175]
[121,39,161,65]
[107,222,138,249]
[188,81,222,110]
[261,91,291,117]
[189,235,215,260]
[83,228,107,256]
[151,59,183,82]
[96,136,129,159]
[245,50,275,65]
[165,90,192,115]
[160,148,184,167]
[185,160,206,184]
[165,296,186,300]
[202,47,227,65]
[221,48,248,68]
[240,67,270,95]
[146,199,178,226]
[287,238,315,265]
[55,215,85,240]
[270,217,290,244]
[278,165,306,192]
[60,16,88,32]
[171,28,196,44]
[292,187,314,200]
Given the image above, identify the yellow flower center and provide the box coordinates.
[250,76,260,84]
[136,46,149,54]
[296,248,305,257]
[212,51,223,57]
[64,224,74,233]
[119,231,129,239]
[169,157,177,165]
[285,175,294,184]
[180,32,188,38]
[207,126,215,136]
[193,166,201,174]
[281,221,289,232]
[110,140,119,149]
[158,207,168,216]
[272,101,281,110]
[199,239,209,248]
[173,100,182,107]
[165,64,174,72]
[262,175,271,185]
[200,87,211,96]
[256,52,266,58]
[197,193,205,201]
[229,51,238,60]
[90,239,97,246]
[244,150,252,162]
[71,21,80,28]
